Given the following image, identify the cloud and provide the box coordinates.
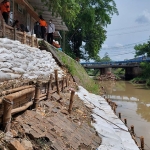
[102,44,108,49]
[135,10,150,23]
[115,43,123,48]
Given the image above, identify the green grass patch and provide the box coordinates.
[40,41,100,94]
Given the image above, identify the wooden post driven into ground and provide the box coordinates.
[47,74,53,100]
[61,76,64,92]
[3,88,35,132]
[3,100,13,132]
[14,27,16,40]
[68,89,75,114]
[140,136,144,150]
[55,70,60,95]
[23,31,26,44]
[2,19,5,37]
[34,82,41,109]
[31,35,34,47]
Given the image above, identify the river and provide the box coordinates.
[99,80,150,149]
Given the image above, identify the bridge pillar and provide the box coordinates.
[125,67,142,80]
[100,68,112,75]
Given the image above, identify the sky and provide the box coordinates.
[100,0,150,61]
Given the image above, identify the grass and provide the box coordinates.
[40,41,100,94]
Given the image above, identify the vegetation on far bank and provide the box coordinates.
[131,40,150,86]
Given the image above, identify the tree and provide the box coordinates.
[134,41,150,57]
[101,52,111,62]
[41,0,118,60]
[134,40,150,84]
[65,0,118,60]
[39,0,80,24]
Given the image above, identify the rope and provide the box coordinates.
[83,96,129,132]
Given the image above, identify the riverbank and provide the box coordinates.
[0,38,140,150]
[100,80,150,149]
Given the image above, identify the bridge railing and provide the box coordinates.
[81,57,150,67]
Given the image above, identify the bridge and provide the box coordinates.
[81,57,150,80]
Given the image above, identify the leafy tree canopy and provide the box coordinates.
[134,41,150,57]
[100,52,111,62]
[41,0,118,60]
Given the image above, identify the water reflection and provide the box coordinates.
[99,80,150,148]
[100,80,150,122]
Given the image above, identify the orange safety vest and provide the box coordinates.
[39,19,47,27]
[0,1,10,13]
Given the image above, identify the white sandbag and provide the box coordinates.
[0,71,11,81]
[13,40,21,45]
[6,73,21,79]
[3,44,15,49]
[15,53,26,59]
[0,38,12,44]
[0,53,14,60]
[0,62,12,68]
[0,68,12,72]
[20,64,28,70]
[0,47,8,53]
[11,48,20,53]
[12,67,25,74]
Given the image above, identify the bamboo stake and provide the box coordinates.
[131,125,135,135]
[68,89,75,114]
[55,70,60,95]
[140,136,144,150]
[124,118,127,126]
[119,113,121,119]
[62,76,64,92]
[23,31,26,44]
[47,74,53,100]
[34,83,41,109]
[66,76,68,87]
[14,27,16,40]
[2,19,5,37]
[31,35,34,47]
[3,100,13,132]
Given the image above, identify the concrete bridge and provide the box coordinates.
[81,57,150,80]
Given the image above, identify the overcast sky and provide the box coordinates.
[100,0,150,61]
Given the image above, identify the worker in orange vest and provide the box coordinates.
[0,0,10,24]
[39,15,47,40]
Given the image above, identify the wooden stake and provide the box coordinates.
[23,31,26,44]
[68,90,75,114]
[62,76,64,92]
[47,74,53,100]
[55,70,60,95]
[124,118,127,126]
[3,100,13,132]
[31,35,34,47]
[2,19,5,37]
[140,136,144,150]
[113,105,116,114]
[119,113,121,119]
[131,125,134,135]
[34,83,41,109]
[14,27,16,40]
[66,76,68,87]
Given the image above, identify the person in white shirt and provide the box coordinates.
[46,19,55,44]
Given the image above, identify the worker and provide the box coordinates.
[39,15,47,39]
[0,0,10,24]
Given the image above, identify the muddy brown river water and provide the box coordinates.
[99,80,150,149]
